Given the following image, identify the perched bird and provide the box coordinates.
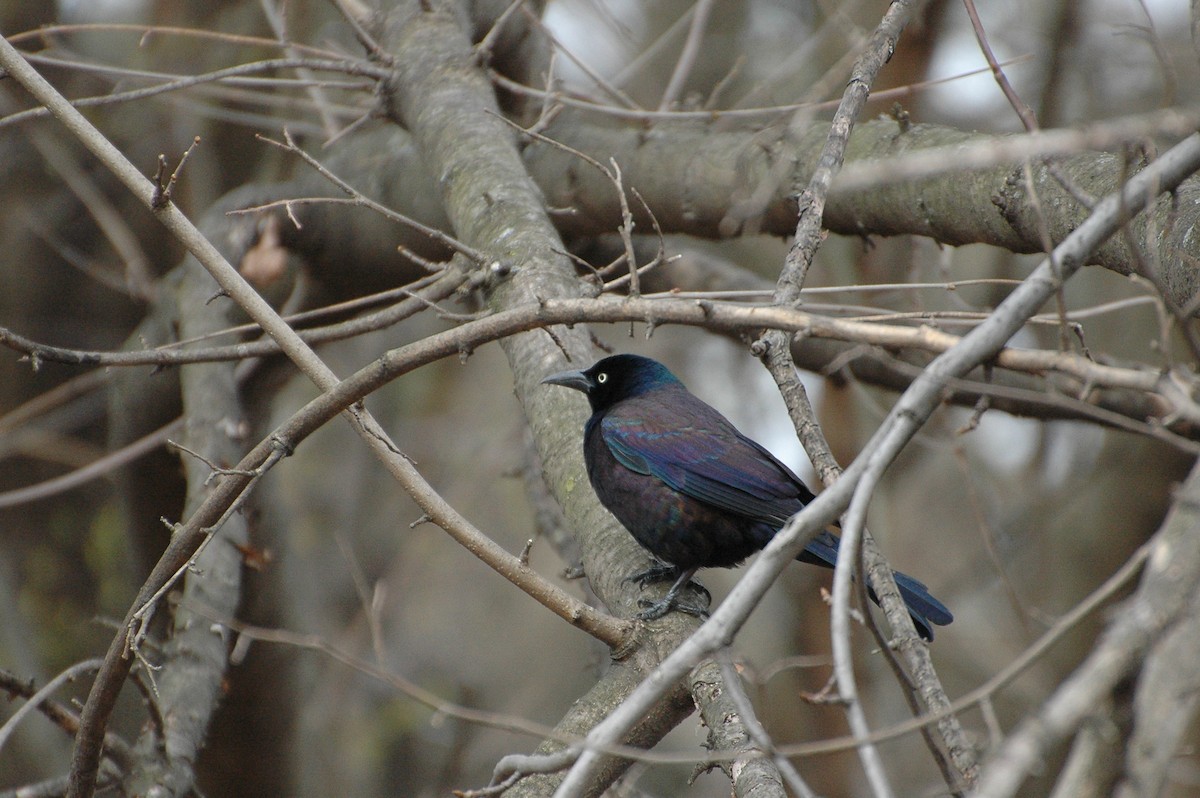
[542,353,953,640]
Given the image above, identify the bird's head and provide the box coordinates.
[541,354,682,412]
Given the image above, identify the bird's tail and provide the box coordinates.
[797,531,953,641]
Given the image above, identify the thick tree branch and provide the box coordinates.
[524,115,1200,308]
[697,656,807,798]
[122,260,250,797]
[1113,603,1200,797]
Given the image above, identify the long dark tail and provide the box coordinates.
[798,531,953,641]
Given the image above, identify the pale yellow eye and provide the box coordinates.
[596,373,608,384]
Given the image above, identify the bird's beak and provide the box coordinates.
[541,368,592,393]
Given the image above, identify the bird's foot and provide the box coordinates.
[632,565,711,620]
[625,565,712,605]
[635,596,710,620]
[625,562,679,588]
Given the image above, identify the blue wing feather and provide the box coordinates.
[601,410,809,525]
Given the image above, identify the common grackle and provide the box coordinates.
[542,353,953,640]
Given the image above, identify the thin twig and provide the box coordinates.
[492,54,1036,123]
[657,0,716,111]
[0,419,183,509]
[0,56,386,130]
[257,130,490,264]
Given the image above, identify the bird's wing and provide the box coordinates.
[600,410,811,523]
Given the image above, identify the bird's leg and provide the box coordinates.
[625,561,680,588]
[635,566,710,620]
[625,562,712,611]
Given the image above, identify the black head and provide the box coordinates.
[541,354,683,412]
